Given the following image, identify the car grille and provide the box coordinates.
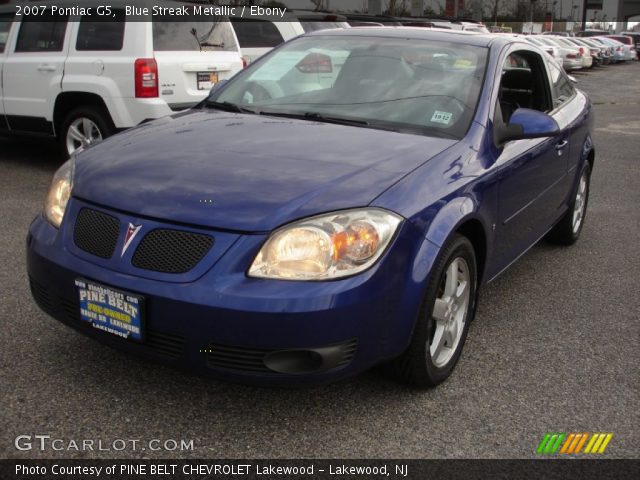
[74,208,120,259]
[132,229,214,274]
[206,345,273,373]
[29,277,185,359]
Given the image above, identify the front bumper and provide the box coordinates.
[26,204,428,386]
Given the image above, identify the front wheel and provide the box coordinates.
[59,106,113,158]
[392,234,477,387]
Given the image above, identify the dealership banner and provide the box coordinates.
[2,459,639,479]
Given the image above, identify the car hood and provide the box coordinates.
[73,110,455,232]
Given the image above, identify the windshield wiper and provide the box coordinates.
[206,101,257,114]
[191,26,224,51]
[260,111,370,127]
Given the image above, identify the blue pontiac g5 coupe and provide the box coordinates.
[27,28,594,387]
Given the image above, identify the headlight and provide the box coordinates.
[248,208,402,280]
[44,158,74,228]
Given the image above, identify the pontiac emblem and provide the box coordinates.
[121,223,142,257]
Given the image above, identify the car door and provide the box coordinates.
[2,13,70,134]
[490,49,571,276]
[0,12,14,131]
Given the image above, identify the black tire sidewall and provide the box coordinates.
[401,234,478,386]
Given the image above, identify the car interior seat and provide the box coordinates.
[499,68,533,123]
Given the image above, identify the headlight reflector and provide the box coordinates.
[44,159,74,228]
[249,209,402,280]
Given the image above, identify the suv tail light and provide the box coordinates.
[242,57,248,69]
[578,47,585,55]
[135,58,159,98]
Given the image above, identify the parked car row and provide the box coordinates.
[513,33,637,72]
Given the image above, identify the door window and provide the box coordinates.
[15,16,68,52]
[498,51,552,123]
[547,61,575,109]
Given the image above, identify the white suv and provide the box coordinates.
[0,3,243,156]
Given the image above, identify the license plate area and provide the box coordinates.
[197,71,218,90]
[76,279,144,342]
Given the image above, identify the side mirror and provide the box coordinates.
[567,74,578,84]
[495,108,560,146]
[209,79,228,97]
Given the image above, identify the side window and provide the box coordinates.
[547,61,575,109]
[15,16,68,53]
[76,11,125,51]
[0,14,14,53]
[498,51,551,122]
[230,19,284,48]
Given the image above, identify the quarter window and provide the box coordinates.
[547,61,575,108]
[76,11,125,51]
[15,15,68,52]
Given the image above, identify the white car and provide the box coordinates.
[0,1,244,157]
[552,36,593,68]
[230,14,305,65]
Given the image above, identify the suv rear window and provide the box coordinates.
[76,10,125,51]
[15,15,68,52]
[153,20,238,52]
[0,14,13,53]
[230,19,284,48]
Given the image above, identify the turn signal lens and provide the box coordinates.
[249,209,402,280]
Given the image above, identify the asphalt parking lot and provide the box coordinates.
[1,61,638,460]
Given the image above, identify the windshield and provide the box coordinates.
[213,36,488,139]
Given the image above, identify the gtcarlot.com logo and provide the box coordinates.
[536,432,613,455]
[14,435,194,452]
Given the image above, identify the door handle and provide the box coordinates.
[555,140,568,150]
[37,64,56,72]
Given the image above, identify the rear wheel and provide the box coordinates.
[59,106,113,157]
[393,234,477,387]
[548,163,591,245]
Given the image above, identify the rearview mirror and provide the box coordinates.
[209,79,228,96]
[495,108,560,146]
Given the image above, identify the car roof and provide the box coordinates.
[305,26,510,48]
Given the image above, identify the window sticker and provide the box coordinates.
[431,110,453,125]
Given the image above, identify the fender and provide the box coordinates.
[423,196,476,247]
[414,195,493,285]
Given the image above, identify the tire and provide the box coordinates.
[392,234,478,387]
[59,106,113,158]
[548,163,591,246]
